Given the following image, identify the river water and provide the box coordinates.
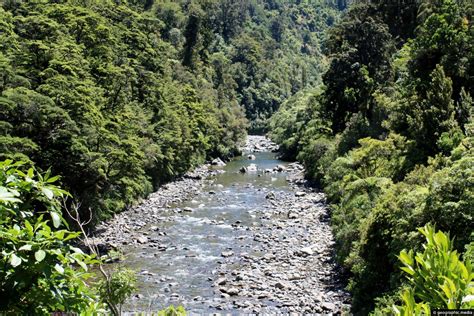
[123,151,292,313]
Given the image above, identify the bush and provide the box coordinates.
[394,225,474,313]
[0,160,102,314]
[99,268,137,314]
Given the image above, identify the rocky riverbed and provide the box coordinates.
[210,182,350,314]
[90,136,280,250]
[91,136,350,314]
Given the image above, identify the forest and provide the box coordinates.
[269,0,474,313]
[0,0,472,314]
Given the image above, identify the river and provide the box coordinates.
[95,137,350,314]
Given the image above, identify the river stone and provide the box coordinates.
[275,281,289,289]
[211,158,226,166]
[183,207,193,212]
[299,246,314,256]
[288,212,298,219]
[215,277,227,286]
[221,251,234,258]
[137,236,148,244]
[322,302,336,311]
[220,287,239,296]
[275,165,286,172]
[247,164,258,172]
[295,191,306,197]
[265,192,276,200]
[248,154,256,160]
[226,287,240,296]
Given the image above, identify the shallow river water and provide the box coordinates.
[123,151,292,313]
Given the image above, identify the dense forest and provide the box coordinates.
[0,0,339,224]
[269,0,474,313]
[0,0,473,314]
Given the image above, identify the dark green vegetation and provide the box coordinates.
[0,0,339,224]
[0,160,100,313]
[269,0,474,313]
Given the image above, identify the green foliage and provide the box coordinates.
[322,3,395,133]
[0,160,103,314]
[158,305,187,316]
[0,0,252,223]
[269,0,474,314]
[394,225,474,313]
[98,268,136,314]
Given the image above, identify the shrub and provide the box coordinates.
[394,225,474,313]
[0,160,102,314]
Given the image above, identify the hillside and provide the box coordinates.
[0,0,339,223]
[269,0,473,313]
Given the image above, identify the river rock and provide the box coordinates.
[247,164,258,172]
[211,158,226,166]
[288,212,298,219]
[137,236,148,244]
[220,287,240,296]
[322,302,336,311]
[221,251,234,258]
[275,165,286,172]
[298,246,314,256]
[215,277,227,286]
[240,164,258,173]
[275,281,290,289]
[183,207,193,212]
[265,192,276,200]
[248,154,256,160]
[295,191,306,197]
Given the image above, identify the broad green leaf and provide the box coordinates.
[19,244,32,251]
[0,186,21,203]
[46,175,60,183]
[10,253,21,267]
[399,250,414,266]
[35,250,46,262]
[71,247,84,254]
[24,220,34,236]
[51,212,61,228]
[54,264,64,274]
[76,259,88,271]
[41,187,54,200]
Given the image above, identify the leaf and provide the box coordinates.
[399,250,414,266]
[54,264,64,274]
[50,212,61,228]
[19,244,32,251]
[35,250,46,262]
[70,247,84,254]
[46,175,60,183]
[0,186,21,203]
[10,253,21,267]
[76,259,88,271]
[401,266,415,276]
[24,220,34,237]
[41,187,54,200]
